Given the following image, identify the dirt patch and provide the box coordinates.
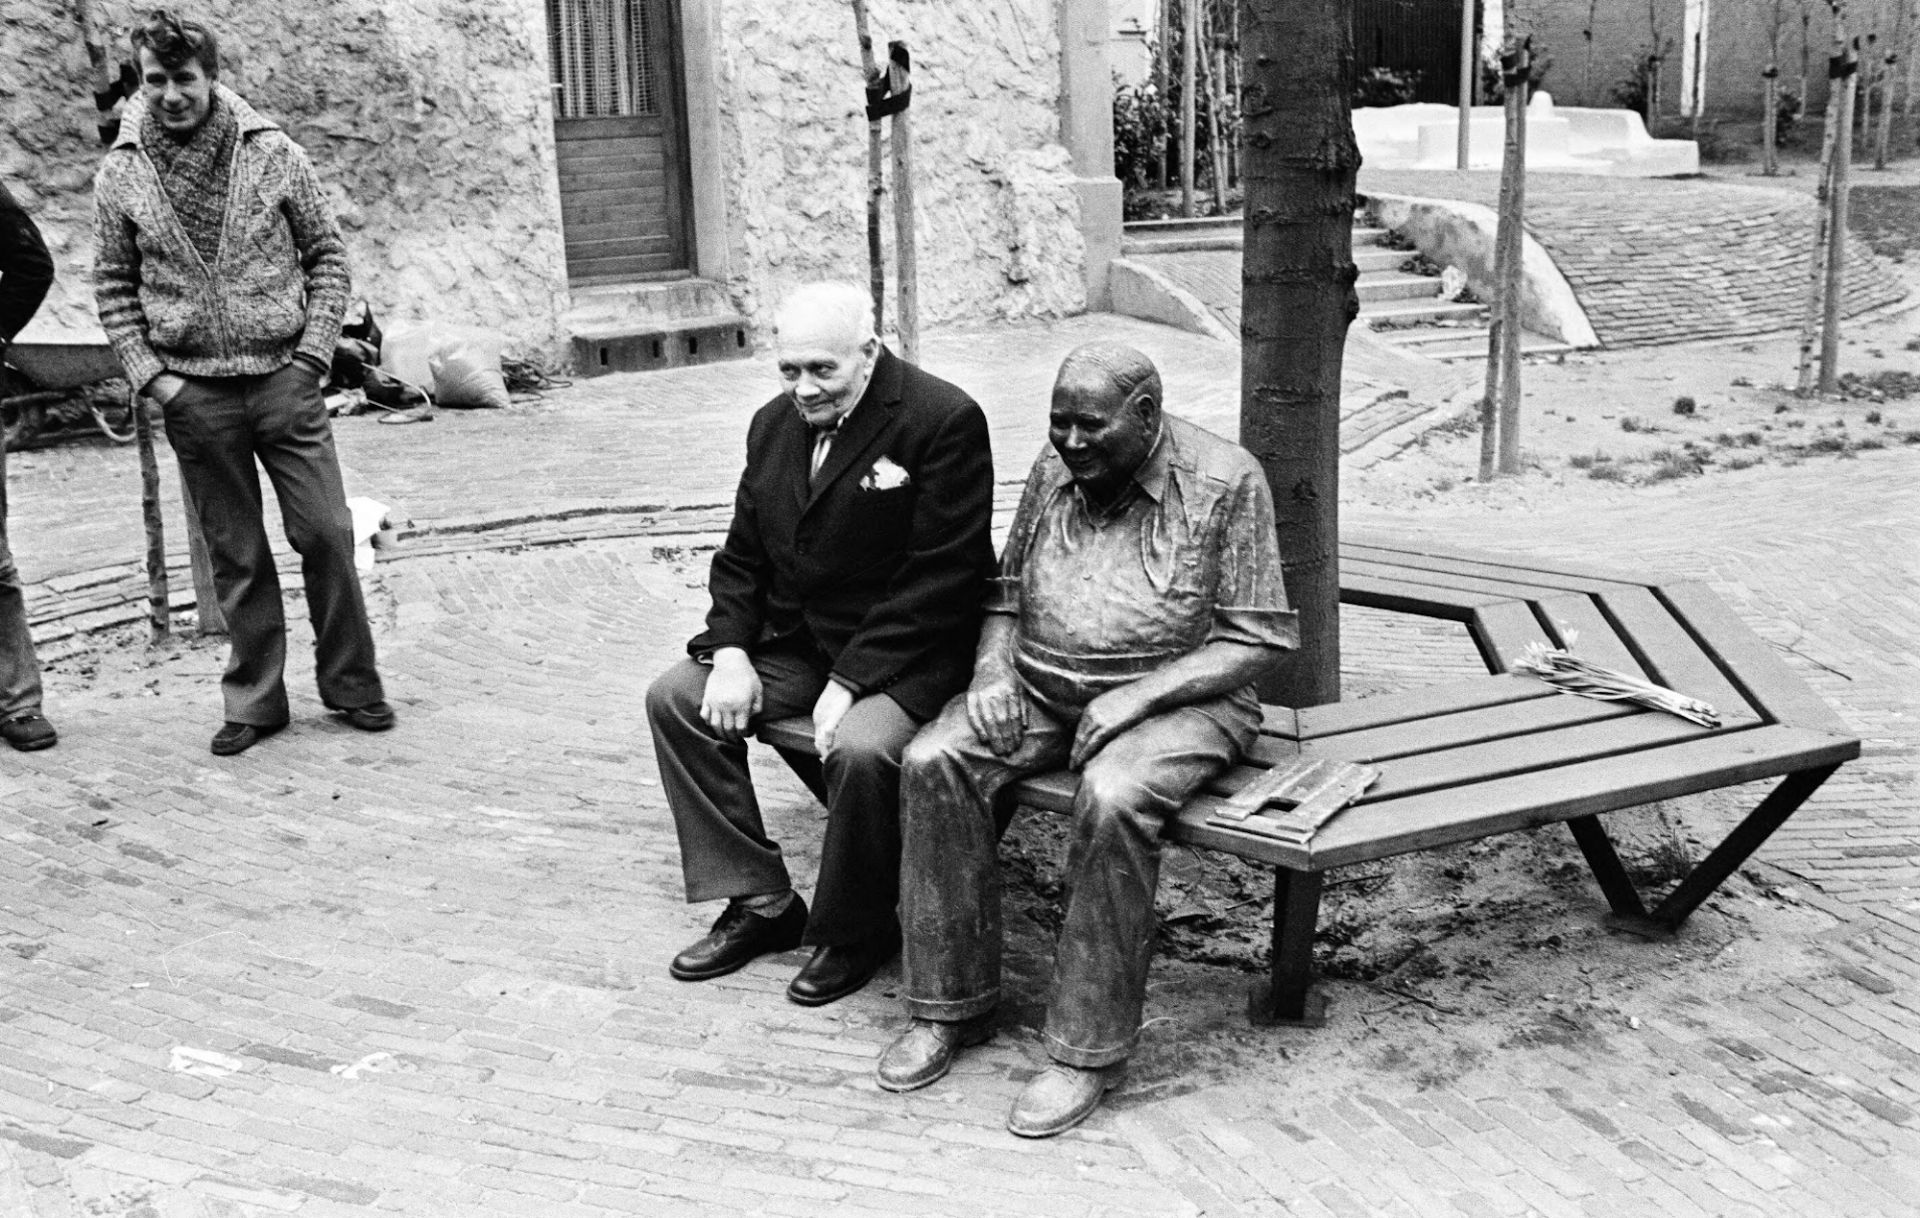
[1849,185,1920,261]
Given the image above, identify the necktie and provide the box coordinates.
[810,424,838,484]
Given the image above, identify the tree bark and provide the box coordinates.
[1239,0,1358,708]
[850,1,886,333]
[1459,0,1476,169]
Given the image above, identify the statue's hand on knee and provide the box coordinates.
[701,647,763,742]
[1070,683,1155,770]
[965,671,1027,757]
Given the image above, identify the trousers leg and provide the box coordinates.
[0,428,44,718]
[249,365,383,710]
[161,377,289,726]
[802,691,922,947]
[1042,701,1254,1068]
[644,649,826,905]
[898,695,1071,1022]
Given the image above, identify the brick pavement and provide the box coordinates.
[1,315,1917,1214]
[1356,169,1907,347]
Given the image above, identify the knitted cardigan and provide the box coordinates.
[92,85,350,392]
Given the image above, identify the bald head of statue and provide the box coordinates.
[1048,343,1164,505]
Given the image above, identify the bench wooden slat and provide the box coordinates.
[1343,533,1655,590]
[1344,552,1631,603]
[1344,557,1594,610]
[1288,687,1643,764]
[1293,673,1551,737]
[1594,585,1760,721]
[1656,581,1853,734]
[1286,723,1861,869]
[1340,572,1499,618]
[1468,601,1556,672]
[1309,708,1728,802]
[1531,592,1649,679]
[1344,541,1648,596]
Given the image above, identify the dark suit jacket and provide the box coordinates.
[687,348,995,721]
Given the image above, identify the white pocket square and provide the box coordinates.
[861,456,911,490]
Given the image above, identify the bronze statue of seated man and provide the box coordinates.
[878,342,1299,1137]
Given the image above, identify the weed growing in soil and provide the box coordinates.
[1672,396,1697,415]
[1839,369,1920,400]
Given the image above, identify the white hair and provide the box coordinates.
[771,282,877,348]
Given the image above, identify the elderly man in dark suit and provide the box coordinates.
[645,281,995,1006]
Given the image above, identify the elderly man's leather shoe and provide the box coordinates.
[876,1016,994,1092]
[1006,1063,1125,1138]
[786,933,899,1006]
[669,896,807,981]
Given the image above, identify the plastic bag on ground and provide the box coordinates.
[381,322,511,409]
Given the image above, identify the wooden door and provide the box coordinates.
[547,0,690,281]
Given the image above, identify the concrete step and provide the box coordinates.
[1360,299,1487,324]
[1353,247,1409,273]
[1123,216,1241,239]
[1356,273,1449,304]
[1392,325,1493,346]
[1431,336,1576,363]
[563,277,754,376]
[1120,233,1243,256]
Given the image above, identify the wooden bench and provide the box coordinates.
[759,533,1860,1026]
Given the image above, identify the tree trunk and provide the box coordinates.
[1239,0,1358,709]
[1819,47,1858,396]
[1181,0,1199,216]
[851,1,886,333]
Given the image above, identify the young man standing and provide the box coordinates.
[93,10,392,755]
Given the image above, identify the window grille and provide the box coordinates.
[547,0,657,119]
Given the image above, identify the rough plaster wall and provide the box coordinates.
[716,0,1086,331]
[2,1,569,356]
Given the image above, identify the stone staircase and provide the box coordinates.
[1117,216,1574,364]
[563,277,753,377]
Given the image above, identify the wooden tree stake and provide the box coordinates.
[850,1,886,334]
[1180,0,1198,216]
[1818,40,1859,396]
[1495,41,1530,476]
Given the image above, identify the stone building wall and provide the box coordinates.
[710,0,1086,330]
[2,0,572,353]
[2,1,1089,364]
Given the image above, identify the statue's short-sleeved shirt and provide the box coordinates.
[989,414,1298,713]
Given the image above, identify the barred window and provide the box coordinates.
[547,0,657,119]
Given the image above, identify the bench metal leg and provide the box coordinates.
[1646,764,1840,932]
[1566,815,1649,921]
[1247,867,1329,1028]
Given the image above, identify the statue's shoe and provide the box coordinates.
[1006,1062,1125,1138]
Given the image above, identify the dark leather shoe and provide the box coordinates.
[210,721,286,756]
[1,711,57,752]
[669,896,808,981]
[876,1016,994,1092]
[786,934,900,1007]
[1007,1063,1125,1138]
[328,700,396,732]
